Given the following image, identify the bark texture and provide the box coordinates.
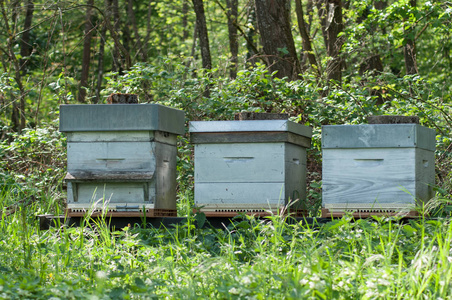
[325,0,343,82]
[19,0,34,74]
[192,0,212,70]
[404,0,418,75]
[226,0,238,78]
[295,0,319,74]
[254,0,301,80]
[78,0,94,103]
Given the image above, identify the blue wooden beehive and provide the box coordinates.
[322,123,435,217]
[190,119,312,216]
[59,104,185,217]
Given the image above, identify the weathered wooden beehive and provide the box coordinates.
[322,119,435,217]
[59,103,185,217]
[190,117,312,216]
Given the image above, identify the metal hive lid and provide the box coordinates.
[59,104,185,135]
[189,120,312,138]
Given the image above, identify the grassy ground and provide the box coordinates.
[2,196,452,299]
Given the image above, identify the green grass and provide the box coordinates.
[2,192,452,299]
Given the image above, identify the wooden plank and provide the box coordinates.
[191,131,311,148]
[67,131,154,142]
[194,143,286,183]
[322,148,417,205]
[195,182,288,206]
[284,143,307,205]
[154,143,178,210]
[415,148,435,202]
[65,171,154,182]
[71,182,154,204]
[67,131,177,145]
[67,141,155,172]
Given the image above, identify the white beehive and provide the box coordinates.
[190,120,312,216]
[59,104,185,217]
[322,124,435,217]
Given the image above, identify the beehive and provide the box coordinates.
[59,104,185,217]
[190,120,312,216]
[321,123,435,217]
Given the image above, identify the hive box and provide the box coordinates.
[59,104,185,217]
[190,120,312,216]
[321,124,435,217]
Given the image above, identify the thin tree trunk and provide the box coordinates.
[192,0,212,70]
[19,0,34,74]
[226,0,238,79]
[315,0,329,50]
[112,0,121,70]
[325,0,343,82]
[254,0,301,80]
[404,0,418,75]
[122,5,132,66]
[78,0,94,103]
[214,0,261,66]
[295,0,319,75]
[306,0,314,33]
[96,21,107,103]
[246,1,257,66]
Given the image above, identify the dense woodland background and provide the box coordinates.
[2,1,452,298]
[0,0,451,214]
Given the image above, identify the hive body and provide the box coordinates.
[322,124,435,216]
[190,120,312,216]
[59,104,184,217]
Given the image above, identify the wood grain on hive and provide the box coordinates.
[322,121,435,217]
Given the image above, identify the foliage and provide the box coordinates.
[3,202,452,298]
[0,117,66,213]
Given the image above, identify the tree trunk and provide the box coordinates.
[254,0,301,80]
[295,0,319,74]
[404,0,418,75]
[121,5,132,65]
[226,0,238,79]
[325,0,343,82]
[78,0,94,103]
[96,21,107,103]
[19,0,34,74]
[246,2,257,66]
[315,0,329,50]
[192,0,212,70]
[306,0,314,33]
